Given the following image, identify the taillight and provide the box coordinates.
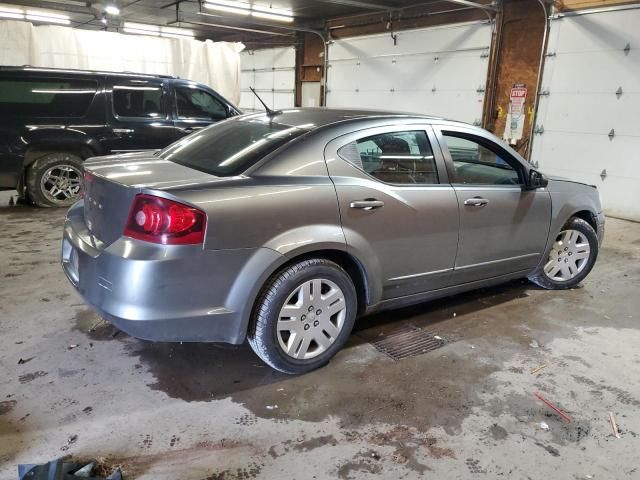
[123,194,206,245]
[80,171,94,199]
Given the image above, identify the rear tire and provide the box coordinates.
[26,152,84,207]
[248,258,357,374]
[528,216,598,289]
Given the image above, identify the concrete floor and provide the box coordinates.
[1,202,639,480]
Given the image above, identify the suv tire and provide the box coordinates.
[528,216,598,290]
[26,152,84,207]
[248,258,358,374]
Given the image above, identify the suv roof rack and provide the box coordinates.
[0,65,178,79]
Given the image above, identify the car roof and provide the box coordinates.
[0,65,176,80]
[239,108,469,130]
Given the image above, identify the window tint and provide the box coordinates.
[159,118,307,177]
[0,77,96,117]
[113,84,164,118]
[442,134,520,185]
[176,87,227,120]
[338,130,438,184]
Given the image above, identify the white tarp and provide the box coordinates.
[0,20,244,105]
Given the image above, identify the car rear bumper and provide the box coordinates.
[596,211,605,247]
[61,201,283,343]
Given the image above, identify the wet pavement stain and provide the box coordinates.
[18,371,48,384]
[0,400,17,416]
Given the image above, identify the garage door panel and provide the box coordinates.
[327,90,484,123]
[240,47,295,111]
[327,21,490,124]
[329,22,490,60]
[532,7,640,220]
[537,93,640,136]
[548,11,640,53]
[535,131,639,178]
[543,50,640,92]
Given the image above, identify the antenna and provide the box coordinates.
[249,87,281,117]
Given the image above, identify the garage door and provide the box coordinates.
[530,5,640,221]
[240,46,295,112]
[326,21,492,125]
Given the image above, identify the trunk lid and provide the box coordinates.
[82,152,218,245]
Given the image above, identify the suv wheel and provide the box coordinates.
[248,258,357,374]
[26,152,84,207]
[528,216,598,289]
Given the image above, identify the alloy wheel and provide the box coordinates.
[277,278,347,360]
[543,229,591,282]
[40,164,82,204]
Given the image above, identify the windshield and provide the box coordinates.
[159,117,308,176]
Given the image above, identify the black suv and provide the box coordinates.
[0,66,240,207]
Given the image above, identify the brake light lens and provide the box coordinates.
[80,171,94,199]
[124,194,206,245]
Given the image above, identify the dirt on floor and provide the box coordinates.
[0,202,639,479]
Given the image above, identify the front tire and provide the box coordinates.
[529,216,598,289]
[26,152,84,207]
[248,258,357,374]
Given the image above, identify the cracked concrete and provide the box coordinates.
[0,202,639,479]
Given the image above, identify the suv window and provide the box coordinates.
[442,133,520,185]
[338,130,438,184]
[0,77,96,117]
[159,118,307,177]
[176,87,227,120]
[113,83,165,118]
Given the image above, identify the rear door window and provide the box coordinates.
[112,81,166,118]
[338,130,438,184]
[175,86,228,120]
[0,77,97,117]
[159,117,308,176]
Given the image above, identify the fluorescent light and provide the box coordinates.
[26,9,69,19]
[252,4,293,16]
[161,26,194,38]
[204,4,250,15]
[203,1,294,21]
[124,22,158,32]
[251,10,293,22]
[26,14,70,24]
[0,5,22,13]
[0,11,24,19]
[205,0,249,9]
[104,4,120,15]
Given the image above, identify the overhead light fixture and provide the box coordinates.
[251,10,293,22]
[203,1,294,22]
[104,4,120,16]
[123,22,193,39]
[205,4,250,15]
[160,26,194,38]
[0,5,71,24]
[25,9,70,24]
[0,5,23,19]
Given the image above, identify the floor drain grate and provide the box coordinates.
[371,325,446,361]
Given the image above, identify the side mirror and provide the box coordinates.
[527,169,548,190]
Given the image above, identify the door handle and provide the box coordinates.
[179,126,203,133]
[350,199,385,210]
[112,128,134,135]
[463,197,489,207]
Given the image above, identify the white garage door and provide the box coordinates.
[326,21,492,125]
[240,46,295,112]
[531,5,640,221]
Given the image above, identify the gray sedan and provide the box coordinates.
[61,109,604,373]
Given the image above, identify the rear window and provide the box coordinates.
[159,117,308,177]
[0,77,97,117]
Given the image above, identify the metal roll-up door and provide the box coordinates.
[531,5,640,221]
[326,21,492,125]
[240,46,295,112]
